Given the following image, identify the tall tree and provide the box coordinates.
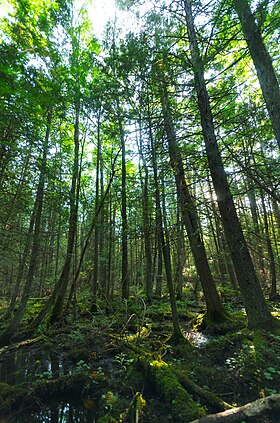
[159,76,225,322]
[0,110,51,346]
[183,0,274,329]
[233,0,280,151]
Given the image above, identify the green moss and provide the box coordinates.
[193,310,245,335]
[0,382,20,400]
[145,359,205,422]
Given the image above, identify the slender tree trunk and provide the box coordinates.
[175,206,185,300]
[0,111,51,346]
[148,109,163,298]
[5,205,36,319]
[247,181,266,282]
[118,112,130,299]
[160,173,184,341]
[90,113,101,312]
[146,107,183,340]
[260,193,278,299]
[160,83,225,321]
[184,0,274,330]
[99,143,106,300]
[137,121,153,300]
[233,0,280,151]
[49,100,80,324]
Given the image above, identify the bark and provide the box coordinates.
[118,112,130,299]
[160,83,225,321]
[247,181,266,282]
[99,143,106,300]
[184,0,274,330]
[0,111,51,346]
[148,105,183,339]
[233,0,280,151]
[260,193,278,299]
[190,394,280,423]
[175,209,185,300]
[161,177,184,340]
[148,108,163,297]
[90,112,101,312]
[49,100,80,324]
[175,371,232,413]
[137,121,153,301]
[5,205,36,319]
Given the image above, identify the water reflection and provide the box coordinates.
[0,348,66,384]
[185,331,212,347]
[13,401,98,423]
[0,346,119,422]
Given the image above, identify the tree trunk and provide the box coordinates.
[233,0,280,151]
[183,0,274,330]
[137,120,153,301]
[148,108,163,298]
[151,134,183,341]
[118,112,130,299]
[0,110,51,346]
[49,100,80,324]
[260,193,278,299]
[5,205,36,319]
[247,180,266,283]
[90,112,101,312]
[190,394,280,423]
[175,207,185,300]
[160,83,225,322]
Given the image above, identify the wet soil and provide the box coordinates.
[0,297,279,422]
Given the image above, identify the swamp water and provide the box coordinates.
[185,330,213,348]
[0,346,119,422]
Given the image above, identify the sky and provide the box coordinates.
[0,0,140,39]
[89,0,147,39]
[89,0,117,37]
[0,0,12,18]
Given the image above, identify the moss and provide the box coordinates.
[0,382,30,414]
[0,382,21,401]
[141,358,205,422]
[194,310,243,335]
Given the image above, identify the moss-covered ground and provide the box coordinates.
[0,292,280,422]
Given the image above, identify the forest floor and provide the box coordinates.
[0,291,280,422]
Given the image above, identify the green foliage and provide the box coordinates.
[114,352,134,371]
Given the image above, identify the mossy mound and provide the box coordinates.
[138,357,205,422]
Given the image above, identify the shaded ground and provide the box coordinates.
[0,293,280,422]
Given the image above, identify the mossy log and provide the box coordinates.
[189,394,280,422]
[0,335,45,355]
[174,370,232,413]
[138,357,205,422]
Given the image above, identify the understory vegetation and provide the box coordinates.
[0,0,280,421]
[0,292,280,422]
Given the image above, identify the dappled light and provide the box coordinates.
[0,0,279,421]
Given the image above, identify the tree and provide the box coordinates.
[233,0,280,151]
[0,110,51,346]
[183,0,275,330]
[159,74,225,323]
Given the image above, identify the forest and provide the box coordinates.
[0,0,280,421]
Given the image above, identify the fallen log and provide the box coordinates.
[0,335,45,355]
[138,357,205,422]
[189,394,280,422]
[111,336,233,416]
[174,370,232,412]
